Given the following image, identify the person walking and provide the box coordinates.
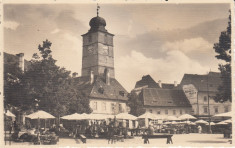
[198,125,202,134]
[108,123,115,144]
[143,130,149,144]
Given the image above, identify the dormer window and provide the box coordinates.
[98,87,104,94]
[119,91,125,97]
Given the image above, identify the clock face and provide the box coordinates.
[101,45,109,55]
[87,45,94,54]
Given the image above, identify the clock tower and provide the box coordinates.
[81,6,115,78]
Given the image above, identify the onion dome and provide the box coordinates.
[88,16,107,33]
[89,16,106,28]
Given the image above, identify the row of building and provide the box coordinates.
[4,9,231,123]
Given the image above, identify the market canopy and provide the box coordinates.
[5,110,16,117]
[195,119,208,124]
[138,112,156,119]
[213,111,232,118]
[116,113,137,120]
[26,110,55,119]
[178,114,196,120]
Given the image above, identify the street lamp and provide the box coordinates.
[207,73,212,134]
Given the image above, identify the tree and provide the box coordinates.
[20,40,92,116]
[127,91,146,116]
[213,11,231,102]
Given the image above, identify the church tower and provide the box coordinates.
[81,5,115,78]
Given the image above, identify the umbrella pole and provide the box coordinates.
[45,119,46,131]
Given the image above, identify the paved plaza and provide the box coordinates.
[5,133,231,146]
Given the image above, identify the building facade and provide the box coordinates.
[180,72,231,119]
[75,12,128,115]
[133,75,192,117]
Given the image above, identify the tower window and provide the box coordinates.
[173,110,176,115]
[88,35,92,42]
[104,34,108,43]
[149,109,152,113]
[204,96,207,102]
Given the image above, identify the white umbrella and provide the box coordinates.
[61,113,88,120]
[213,111,232,118]
[181,120,192,124]
[216,121,228,125]
[164,116,180,121]
[138,112,155,119]
[195,119,208,124]
[164,121,171,124]
[223,119,232,123]
[153,115,165,120]
[190,122,196,125]
[5,110,16,117]
[171,121,179,125]
[178,114,196,120]
[116,113,137,120]
[86,113,108,120]
[206,122,215,125]
[26,110,55,119]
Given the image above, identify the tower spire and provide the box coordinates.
[97,3,100,16]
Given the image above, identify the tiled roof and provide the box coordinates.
[180,72,221,92]
[74,75,128,101]
[141,88,191,107]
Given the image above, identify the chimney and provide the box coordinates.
[16,53,24,72]
[104,68,110,85]
[90,71,94,84]
[158,80,162,88]
[174,81,177,87]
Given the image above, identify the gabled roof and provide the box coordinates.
[135,75,176,89]
[135,75,159,88]
[141,88,191,107]
[180,72,221,92]
[74,75,128,101]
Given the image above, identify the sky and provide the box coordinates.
[3,3,231,92]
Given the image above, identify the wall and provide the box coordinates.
[182,84,231,116]
[90,99,127,115]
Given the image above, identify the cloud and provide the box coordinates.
[162,37,212,53]
[50,28,60,34]
[4,20,19,30]
[51,33,83,74]
[54,10,87,35]
[116,50,211,92]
